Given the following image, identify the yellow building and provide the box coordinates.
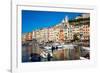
[22,33,27,43]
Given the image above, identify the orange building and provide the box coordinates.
[81,25,90,40]
[59,29,65,43]
[26,32,32,41]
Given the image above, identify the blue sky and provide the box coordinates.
[22,10,82,33]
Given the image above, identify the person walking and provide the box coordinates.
[56,46,58,50]
[51,46,55,53]
[47,53,51,61]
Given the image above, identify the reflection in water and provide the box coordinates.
[22,40,88,62]
[22,45,30,62]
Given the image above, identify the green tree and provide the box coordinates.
[73,33,80,42]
